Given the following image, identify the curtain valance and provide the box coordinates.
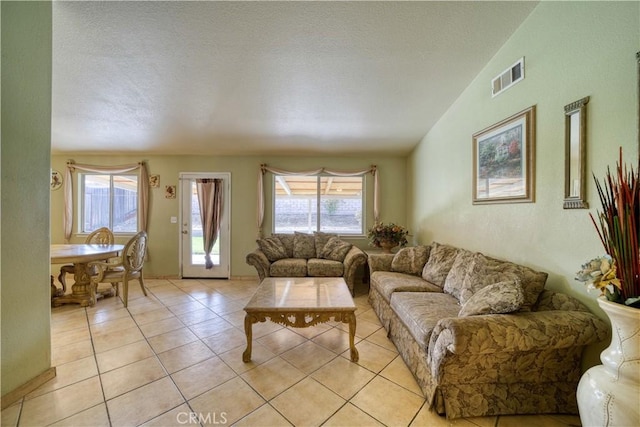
[63,161,149,241]
[256,164,378,237]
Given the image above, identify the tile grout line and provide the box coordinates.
[91,291,172,424]
[124,284,204,426]
[40,281,199,426]
[167,281,282,424]
[126,278,293,425]
[98,283,208,425]
[85,304,115,427]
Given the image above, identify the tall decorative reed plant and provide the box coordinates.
[590,148,640,307]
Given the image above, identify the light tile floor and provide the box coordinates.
[2,278,583,427]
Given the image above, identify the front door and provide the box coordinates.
[180,172,230,278]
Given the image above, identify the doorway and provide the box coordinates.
[180,172,230,278]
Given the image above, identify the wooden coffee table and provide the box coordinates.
[243,277,359,363]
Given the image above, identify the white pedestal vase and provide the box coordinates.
[577,297,640,427]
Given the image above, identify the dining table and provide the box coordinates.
[50,243,124,307]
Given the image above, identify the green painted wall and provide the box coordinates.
[50,155,407,278]
[408,1,639,367]
[1,2,53,395]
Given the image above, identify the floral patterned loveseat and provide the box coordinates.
[246,232,367,295]
[368,242,609,419]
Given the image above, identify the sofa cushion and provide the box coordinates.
[443,249,476,301]
[256,236,288,262]
[293,232,316,259]
[314,231,337,258]
[307,258,344,277]
[270,258,307,277]
[272,233,294,258]
[460,253,548,311]
[391,245,431,276]
[390,292,460,349]
[371,271,443,303]
[535,290,590,312]
[458,280,524,317]
[320,237,352,262]
[421,242,459,287]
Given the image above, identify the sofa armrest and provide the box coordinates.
[246,249,271,282]
[368,253,394,275]
[427,310,609,377]
[343,246,367,291]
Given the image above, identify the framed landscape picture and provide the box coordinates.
[472,105,536,204]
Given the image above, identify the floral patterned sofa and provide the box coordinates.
[246,232,367,295]
[368,242,609,419]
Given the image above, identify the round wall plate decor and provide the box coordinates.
[51,170,63,191]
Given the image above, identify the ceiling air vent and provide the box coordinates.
[491,57,524,97]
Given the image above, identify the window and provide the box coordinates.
[80,174,138,233]
[273,175,363,234]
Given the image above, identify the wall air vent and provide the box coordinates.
[491,57,524,98]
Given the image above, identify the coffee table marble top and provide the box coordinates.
[244,277,356,311]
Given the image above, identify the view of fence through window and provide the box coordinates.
[82,174,138,233]
[273,175,363,234]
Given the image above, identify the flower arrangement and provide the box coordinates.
[575,255,622,298]
[580,148,639,308]
[367,222,409,249]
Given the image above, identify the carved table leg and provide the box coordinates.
[242,313,255,362]
[50,275,62,300]
[348,312,359,362]
[51,262,95,307]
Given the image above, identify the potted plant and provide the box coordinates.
[575,148,639,427]
[367,222,409,253]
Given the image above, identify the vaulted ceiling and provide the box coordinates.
[51,1,538,156]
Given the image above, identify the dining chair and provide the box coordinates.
[89,230,148,307]
[57,226,115,294]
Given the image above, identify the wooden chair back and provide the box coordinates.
[85,227,114,245]
[123,231,147,274]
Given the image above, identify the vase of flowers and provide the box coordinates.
[575,148,640,427]
[587,148,640,307]
[367,222,408,253]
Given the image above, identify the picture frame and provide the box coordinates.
[149,174,160,188]
[563,96,589,209]
[472,105,536,204]
[165,185,176,199]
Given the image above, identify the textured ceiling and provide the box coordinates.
[51,1,537,156]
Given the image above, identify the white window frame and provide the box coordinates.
[272,174,365,235]
[79,173,139,234]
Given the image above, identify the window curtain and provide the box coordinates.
[63,161,149,242]
[196,178,223,269]
[256,164,378,238]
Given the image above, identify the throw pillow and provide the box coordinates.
[321,237,353,262]
[443,249,476,301]
[458,280,524,317]
[459,253,547,311]
[256,236,288,262]
[272,233,294,258]
[314,231,337,258]
[390,246,431,276]
[421,242,459,287]
[293,232,316,259]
